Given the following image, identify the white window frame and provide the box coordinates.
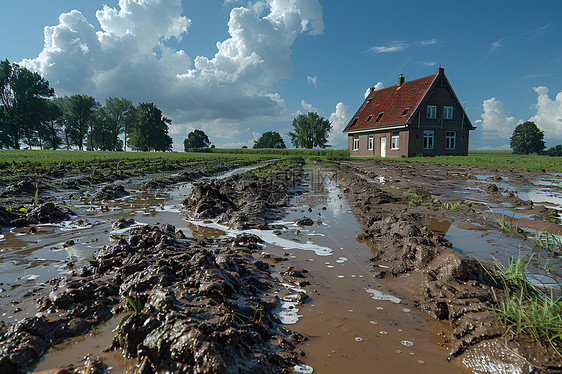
[353,135,359,151]
[391,132,399,149]
[445,131,456,150]
[426,105,437,119]
[444,106,453,120]
[368,134,374,150]
[423,130,434,149]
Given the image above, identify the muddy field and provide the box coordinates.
[0,157,561,373]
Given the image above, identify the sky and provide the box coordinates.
[1,0,562,151]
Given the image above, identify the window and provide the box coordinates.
[444,106,453,120]
[446,131,456,149]
[375,112,384,122]
[366,99,372,104]
[366,114,373,122]
[368,134,374,150]
[423,130,434,149]
[350,118,358,127]
[426,105,437,119]
[353,135,359,151]
[401,108,409,116]
[391,132,399,149]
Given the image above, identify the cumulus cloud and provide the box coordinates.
[306,75,317,88]
[328,102,349,149]
[22,0,324,149]
[474,97,520,149]
[531,86,562,142]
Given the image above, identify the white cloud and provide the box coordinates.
[420,61,437,66]
[531,86,562,142]
[21,0,324,149]
[300,99,318,113]
[368,41,408,53]
[473,97,520,149]
[364,82,384,98]
[307,75,317,88]
[328,102,349,149]
[416,39,439,46]
[368,39,439,54]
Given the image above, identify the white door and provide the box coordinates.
[380,137,386,157]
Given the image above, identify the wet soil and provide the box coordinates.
[320,159,562,372]
[1,157,561,373]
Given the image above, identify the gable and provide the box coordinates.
[343,68,473,133]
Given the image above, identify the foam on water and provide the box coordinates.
[187,220,333,256]
[366,289,401,304]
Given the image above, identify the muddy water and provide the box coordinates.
[260,170,463,373]
[0,167,258,324]
[0,166,502,373]
[185,169,464,373]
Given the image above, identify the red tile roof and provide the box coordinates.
[343,72,439,132]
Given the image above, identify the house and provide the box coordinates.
[343,68,474,157]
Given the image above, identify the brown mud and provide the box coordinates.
[0,224,306,373]
[183,162,304,229]
[320,159,562,372]
[1,157,561,373]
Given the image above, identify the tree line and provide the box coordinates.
[0,59,172,151]
[184,112,332,151]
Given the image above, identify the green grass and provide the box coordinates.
[491,256,562,352]
[533,231,562,254]
[358,150,562,172]
[2,149,561,174]
[442,201,462,211]
[0,149,272,164]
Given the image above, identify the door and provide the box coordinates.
[380,137,386,157]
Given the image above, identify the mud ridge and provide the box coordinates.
[183,162,304,229]
[320,161,562,372]
[0,223,307,374]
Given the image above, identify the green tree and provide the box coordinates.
[0,59,55,149]
[510,121,546,154]
[183,129,211,150]
[36,99,64,150]
[60,94,99,151]
[288,112,332,149]
[546,144,562,157]
[129,102,172,151]
[253,131,286,149]
[101,97,135,151]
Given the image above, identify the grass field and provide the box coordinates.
[0,149,560,172]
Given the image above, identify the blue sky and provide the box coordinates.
[2,0,562,150]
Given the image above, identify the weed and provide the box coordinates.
[382,185,398,190]
[533,231,562,254]
[481,204,528,237]
[34,184,39,206]
[18,207,27,213]
[442,201,462,211]
[490,255,562,353]
[492,255,534,291]
[6,203,11,212]
[402,191,424,200]
[119,292,143,328]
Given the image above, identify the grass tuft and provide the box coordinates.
[491,256,562,354]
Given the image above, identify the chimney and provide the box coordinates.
[398,74,405,86]
[437,67,444,74]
